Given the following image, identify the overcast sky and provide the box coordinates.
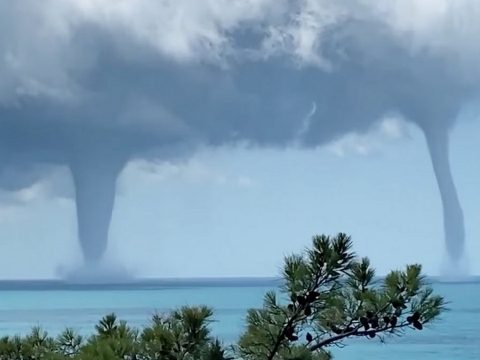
[0,0,480,278]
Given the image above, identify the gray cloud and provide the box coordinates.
[0,0,478,269]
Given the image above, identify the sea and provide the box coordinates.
[0,278,478,359]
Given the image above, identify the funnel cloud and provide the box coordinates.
[424,125,465,262]
[70,148,126,264]
[0,1,479,270]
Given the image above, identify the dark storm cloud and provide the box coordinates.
[0,0,478,265]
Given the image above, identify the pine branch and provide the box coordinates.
[309,321,411,351]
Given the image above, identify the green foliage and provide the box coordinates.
[139,306,218,360]
[236,233,446,360]
[0,233,445,360]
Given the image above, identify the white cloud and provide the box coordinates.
[1,0,480,102]
[13,183,45,203]
[0,1,86,103]
[379,117,409,140]
[364,0,480,74]
[122,157,256,189]
[262,0,348,68]
[325,116,412,157]
[67,0,284,62]
[0,166,73,205]
[0,0,287,102]
[0,184,45,205]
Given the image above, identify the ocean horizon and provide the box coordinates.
[0,275,477,289]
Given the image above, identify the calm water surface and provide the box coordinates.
[0,279,477,359]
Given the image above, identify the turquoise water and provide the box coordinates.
[0,279,478,359]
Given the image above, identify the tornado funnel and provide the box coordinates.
[423,125,465,262]
[69,147,126,265]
